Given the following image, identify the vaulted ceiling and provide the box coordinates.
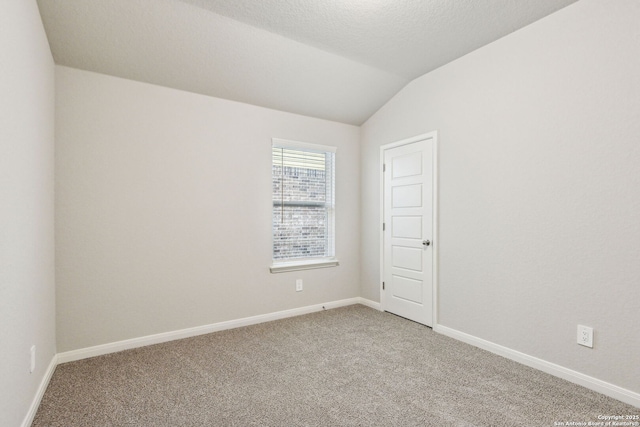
[37,0,578,125]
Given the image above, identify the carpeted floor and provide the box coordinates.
[33,305,637,426]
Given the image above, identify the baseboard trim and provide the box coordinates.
[21,353,57,427]
[58,297,372,364]
[357,297,381,311]
[22,302,639,426]
[434,324,640,408]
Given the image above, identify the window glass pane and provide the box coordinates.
[273,205,327,259]
[272,145,335,261]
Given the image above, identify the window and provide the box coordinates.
[270,138,338,273]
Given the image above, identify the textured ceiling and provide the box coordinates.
[37,0,578,125]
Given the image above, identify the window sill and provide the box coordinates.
[270,258,339,273]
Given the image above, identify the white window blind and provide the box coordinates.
[271,139,336,270]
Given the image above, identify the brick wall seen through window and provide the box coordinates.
[272,144,335,261]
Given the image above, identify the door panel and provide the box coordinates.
[392,184,422,208]
[392,216,422,239]
[392,275,423,304]
[392,246,422,271]
[391,152,422,178]
[383,136,433,326]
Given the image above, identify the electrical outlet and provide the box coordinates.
[30,345,36,373]
[577,325,593,348]
[295,279,303,292]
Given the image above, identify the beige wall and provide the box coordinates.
[0,1,56,425]
[361,0,640,393]
[55,66,361,352]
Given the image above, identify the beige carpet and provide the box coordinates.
[33,305,637,426]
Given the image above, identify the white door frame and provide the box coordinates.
[379,131,439,326]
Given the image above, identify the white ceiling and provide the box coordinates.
[37,0,578,125]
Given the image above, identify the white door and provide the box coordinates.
[382,135,434,326]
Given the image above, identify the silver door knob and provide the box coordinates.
[422,240,431,247]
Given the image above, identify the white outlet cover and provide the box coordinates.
[295,279,303,291]
[577,325,593,348]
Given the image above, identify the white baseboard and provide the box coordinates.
[434,324,640,409]
[21,353,57,427]
[58,297,373,364]
[357,297,381,311]
[35,299,638,426]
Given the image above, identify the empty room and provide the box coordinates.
[2,0,639,426]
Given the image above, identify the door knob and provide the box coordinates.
[422,240,431,247]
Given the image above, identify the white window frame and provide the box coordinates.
[270,138,339,273]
